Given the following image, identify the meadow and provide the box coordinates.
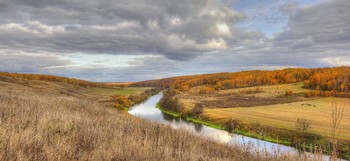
[85,86,150,96]
[160,82,350,159]
[176,83,350,139]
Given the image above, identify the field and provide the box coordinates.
[0,75,316,161]
[202,97,350,139]
[177,83,350,139]
[85,87,150,96]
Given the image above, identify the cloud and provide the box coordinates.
[0,0,250,61]
[279,2,299,15]
[0,0,349,82]
[274,0,350,50]
[0,50,71,73]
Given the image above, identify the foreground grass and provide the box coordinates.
[0,80,322,161]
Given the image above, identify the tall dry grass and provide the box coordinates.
[0,85,322,161]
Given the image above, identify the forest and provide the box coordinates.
[133,66,350,97]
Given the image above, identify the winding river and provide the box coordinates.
[129,93,339,161]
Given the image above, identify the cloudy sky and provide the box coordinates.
[0,0,349,82]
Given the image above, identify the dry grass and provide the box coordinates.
[0,78,322,161]
[202,97,350,140]
[178,83,314,109]
[218,82,310,98]
[85,87,150,96]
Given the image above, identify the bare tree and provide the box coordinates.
[329,101,345,161]
[295,118,312,134]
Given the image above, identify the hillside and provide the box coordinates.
[132,66,350,94]
[0,75,311,161]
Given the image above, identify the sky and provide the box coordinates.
[0,0,349,82]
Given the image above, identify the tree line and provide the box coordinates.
[132,67,350,95]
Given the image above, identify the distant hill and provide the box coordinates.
[131,66,350,93]
[0,72,129,88]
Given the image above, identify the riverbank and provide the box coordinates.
[156,102,291,146]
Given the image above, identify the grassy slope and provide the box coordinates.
[0,76,313,161]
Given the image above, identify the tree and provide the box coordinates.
[295,118,312,134]
[329,101,345,161]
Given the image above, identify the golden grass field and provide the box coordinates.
[1,76,321,161]
[178,83,350,140]
[202,97,350,139]
[218,82,310,97]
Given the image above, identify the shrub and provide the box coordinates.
[189,104,203,116]
[295,118,312,134]
[111,95,132,109]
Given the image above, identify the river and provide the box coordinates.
[129,93,340,161]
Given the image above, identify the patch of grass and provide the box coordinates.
[87,87,150,96]
[219,82,310,98]
[156,102,181,117]
[156,102,226,130]
[178,82,314,109]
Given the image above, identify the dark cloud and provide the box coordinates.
[274,0,350,50]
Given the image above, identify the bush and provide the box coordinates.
[295,118,312,134]
[226,118,240,132]
[189,104,203,116]
[111,95,132,109]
